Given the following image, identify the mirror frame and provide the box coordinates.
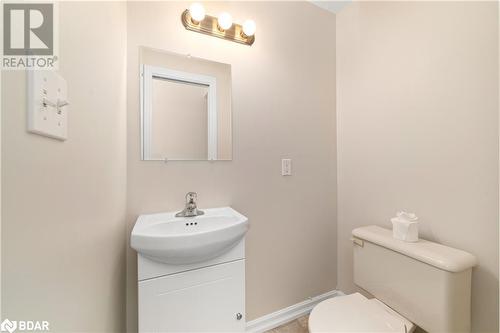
[140,64,218,161]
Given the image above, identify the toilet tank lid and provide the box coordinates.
[352,226,477,273]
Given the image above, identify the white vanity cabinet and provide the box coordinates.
[138,258,245,332]
[131,207,249,333]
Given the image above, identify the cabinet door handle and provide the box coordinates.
[236,313,243,320]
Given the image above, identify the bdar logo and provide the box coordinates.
[0,319,49,332]
[0,319,17,333]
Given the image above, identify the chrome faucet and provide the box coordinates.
[175,192,204,217]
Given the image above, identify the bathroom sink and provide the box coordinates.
[131,207,249,264]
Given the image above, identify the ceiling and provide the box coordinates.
[310,1,352,14]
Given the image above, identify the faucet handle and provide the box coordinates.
[185,192,197,203]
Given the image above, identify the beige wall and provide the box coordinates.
[126,1,337,331]
[1,2,127,331]
[336,2,499,332]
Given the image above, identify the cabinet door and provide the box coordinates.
[139,260,245,333]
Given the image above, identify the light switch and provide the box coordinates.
[282,159,292,176]
[27,70,69,140]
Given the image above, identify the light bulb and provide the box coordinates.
[218,12,233,30]
[189,3,205,23]
[242,19,256,37]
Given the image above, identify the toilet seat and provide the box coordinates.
[309,293,415,333]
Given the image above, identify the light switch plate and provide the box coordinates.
[27,70,68,140]
[282,159,292,176]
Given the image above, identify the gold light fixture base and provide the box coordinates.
[181,10,255,46]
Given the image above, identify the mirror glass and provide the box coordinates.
[151,78,209,160]
[140,47,232,161]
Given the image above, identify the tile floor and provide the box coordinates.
[265,315,309,333]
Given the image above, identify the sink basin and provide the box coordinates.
[131,207,249,265]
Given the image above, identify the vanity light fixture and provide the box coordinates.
[182,3,255,46]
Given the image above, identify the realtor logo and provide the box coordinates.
[0,319,17,333]
[2,2,58,69]
[4,3,53,55]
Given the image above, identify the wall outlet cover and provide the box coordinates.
[282,159,292,176]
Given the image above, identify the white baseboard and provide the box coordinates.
[246,290,345,333]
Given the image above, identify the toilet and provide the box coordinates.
[309,225,477,333]
[310,292,415,332]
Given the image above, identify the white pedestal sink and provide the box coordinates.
[131,207,249,333]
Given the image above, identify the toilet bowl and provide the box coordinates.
[308,293,415,333]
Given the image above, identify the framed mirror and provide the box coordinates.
[140,47,232,161]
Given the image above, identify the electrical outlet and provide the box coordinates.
[282,159,292,176]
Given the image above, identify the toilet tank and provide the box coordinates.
[352,226,477,333]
